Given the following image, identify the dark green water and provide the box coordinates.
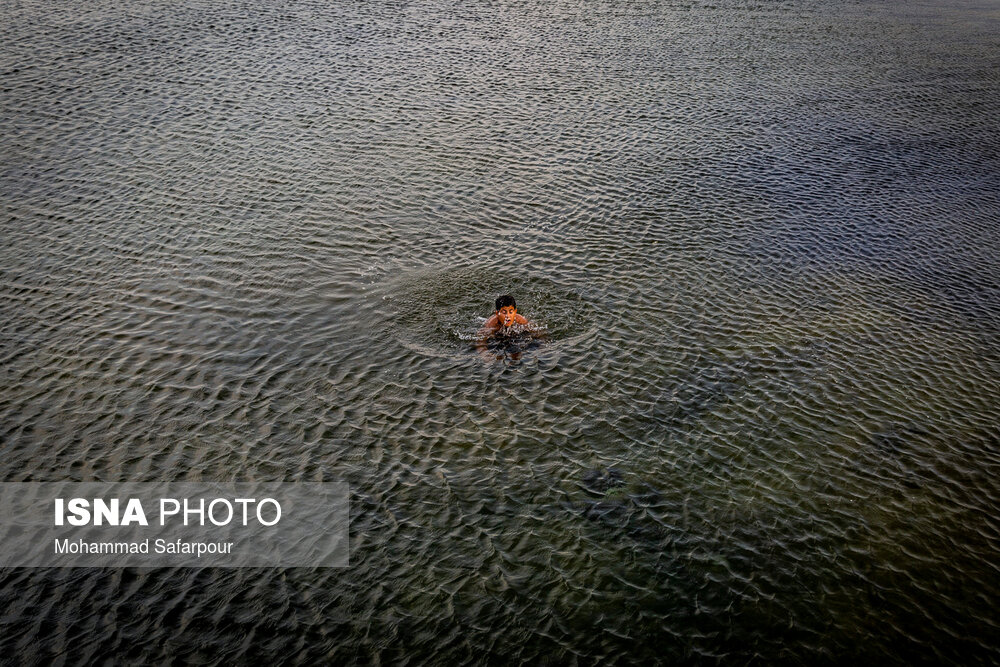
[2,0,999,663]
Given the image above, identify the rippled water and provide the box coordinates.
[3,0,1000,663]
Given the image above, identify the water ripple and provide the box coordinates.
[3,0,1000,663]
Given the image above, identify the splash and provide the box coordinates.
[365,265,595,359]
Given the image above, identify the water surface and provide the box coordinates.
[2,0,1000,663]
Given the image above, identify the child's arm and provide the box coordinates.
[516,314,548,339]
[479,314,501,337]
[476,315,500,356]
[515,313,542,332]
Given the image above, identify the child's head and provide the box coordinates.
[495,295,516,312]
[494,294,518,327]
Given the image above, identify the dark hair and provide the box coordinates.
[495,294,516,311]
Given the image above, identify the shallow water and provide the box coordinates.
[2,0,1000,663]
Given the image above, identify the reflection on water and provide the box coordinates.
[2,0,1000,663]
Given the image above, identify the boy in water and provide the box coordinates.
[477,294,538,359]
[481,295,529,334]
